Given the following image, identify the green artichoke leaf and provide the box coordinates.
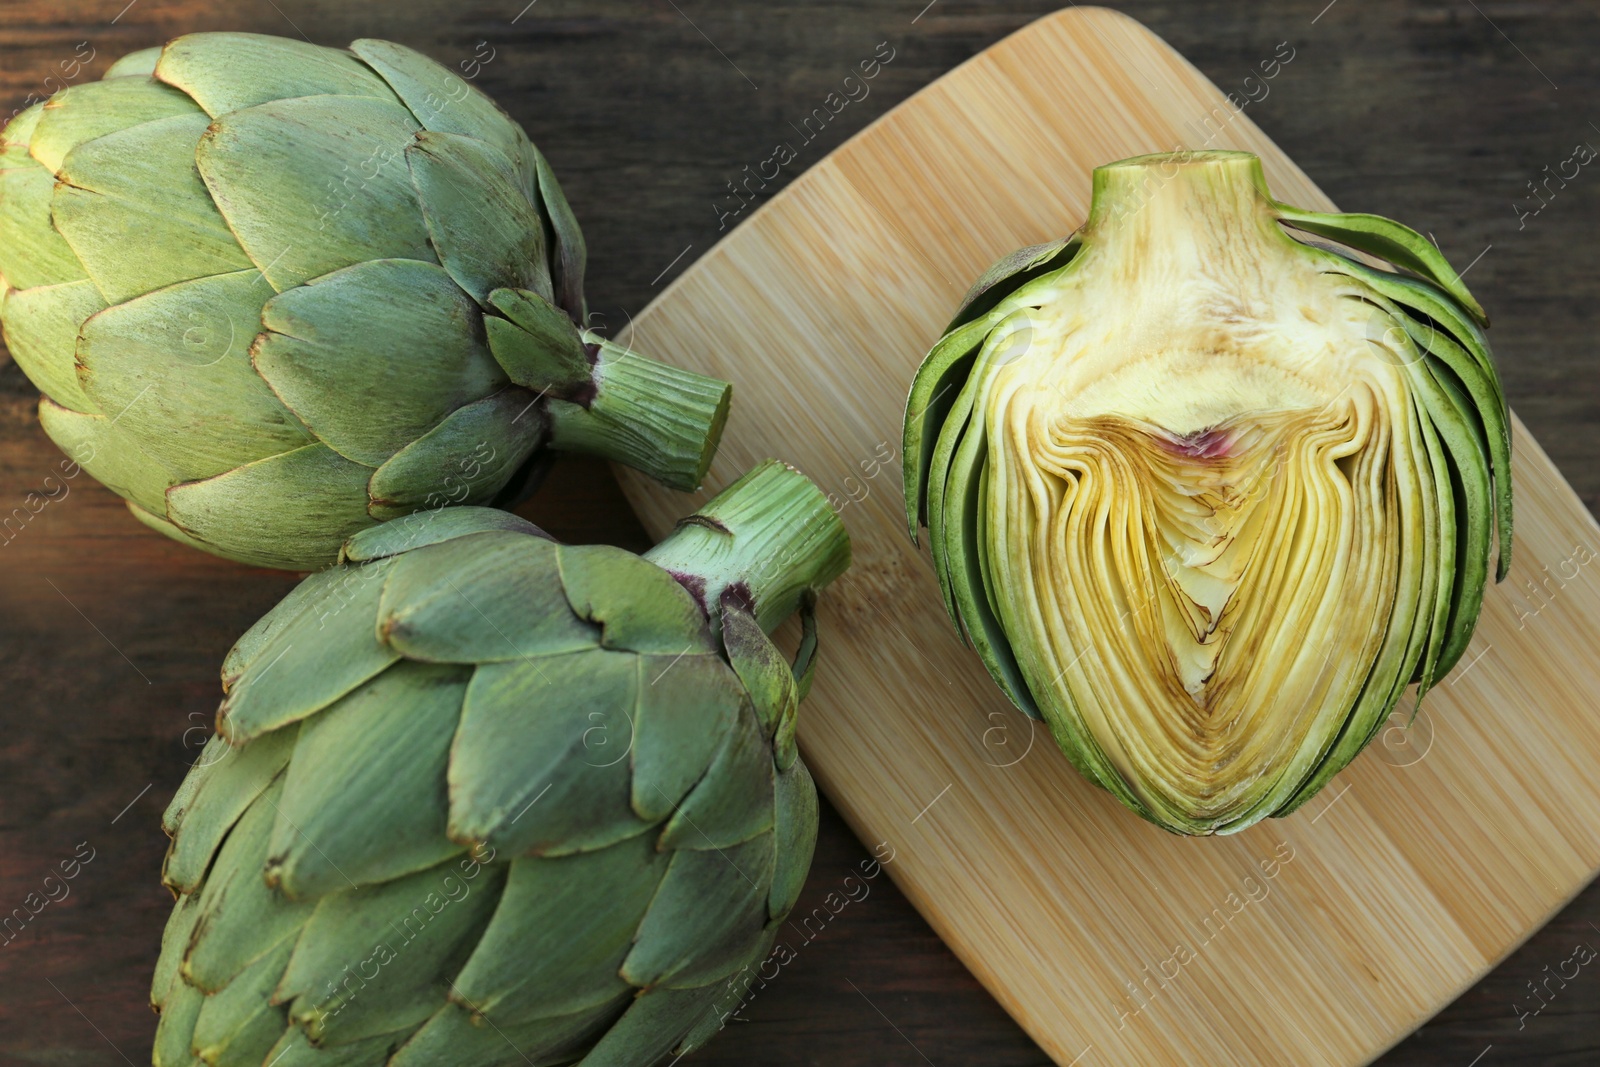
[261,1027,414,1067]
[657,706,775,851]
[36,397,173,515]
[392,1000,619,1067]
[1,102,43,147]
[1274,202,1487,325]
[720,602,798,743]
[183,777,316,993]
[483,287,592,393]
[1408,355,1494,681]
[342,505,549,563]
[349,39,531,194]
[450,651,653,858]
[1330,258,1513,580]
[268,662,470,899]
[256,258,506,467]
[165,442,377,571]
[408,130,552,305]
[768,757,818,922]
[620,833,775,989]
[557,543,716,656]
[368,387,550,522]
[151,973,205,1067]
[104,46,162,79]
[156,32,402,117]
[52,112,253,305]
[0,280,104,412]
[191,936,293,1067]
[947,235,1080,332]
[376,532,595,663]
[152,888,204,1008]
[529,144,588,320]
[195,95,432,291]
[27,76,202,173]
[574,986,721,1067]
[449,838,666,1024]
[277,860,508,1044]
[77,269,312,482]
[629,652,740,823]
[162,725,299,894]
[223,567,362,690]
[0,151,88,290]
[216,553,401,740]
[903,314,993,537]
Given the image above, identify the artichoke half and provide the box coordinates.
[0,33,730,570]
[152,461,850,1067]
[904,151,1511,835]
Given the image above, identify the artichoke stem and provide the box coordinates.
[544,334,731,491]
[644,460,851,634]
[1086,150,1290,272]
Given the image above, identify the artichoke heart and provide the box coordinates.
[904,151,1511,835]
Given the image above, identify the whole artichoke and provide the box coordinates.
[152,461,850,1066]
[904,151,1511,835]
[0,33,730,570]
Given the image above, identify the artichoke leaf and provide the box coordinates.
[162,725,300,894]
[195,95,431,291]
[215,552,401,741]
[166,443,377,571]
[557,544,717,656]
[408,130,552,305]
[268,662,470,898]
[0,161,87,290]
[182,778,316,993]
[276,860,507,1044]
[77,269,312,482]
[0,280,105,412]
[36,396,173,515]
[157,33,402,117]
[448,839,665,1024]
[392,999,621,1067]
[657,700,775,851]
[27,76,202,173]
[376,531,593,663]
[52,112,253,304]
[449,651,652,857]
[1275,202,1486,325]
[191,937,293,1067]
[620,833,775,989]
[105,46,162,79]
[151,974,205,1067]
[255,258,506,467]
[629,652,741,823]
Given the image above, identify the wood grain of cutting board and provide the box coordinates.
[616,8,1600,1066]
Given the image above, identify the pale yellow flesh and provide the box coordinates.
[982,159,1432,827]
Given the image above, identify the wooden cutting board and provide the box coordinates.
[617,8,1600,1066]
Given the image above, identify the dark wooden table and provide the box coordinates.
[2,2,1597,1064]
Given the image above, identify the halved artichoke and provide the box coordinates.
[904,151,1511,835]
[0,33,729,570]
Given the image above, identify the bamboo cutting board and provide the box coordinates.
[617,8,1600,1066]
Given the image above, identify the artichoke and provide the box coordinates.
[0,33,730,570]
[904,151,1511,835]
[151,460,850,1066]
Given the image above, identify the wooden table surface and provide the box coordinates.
[1,2,1596,1065]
